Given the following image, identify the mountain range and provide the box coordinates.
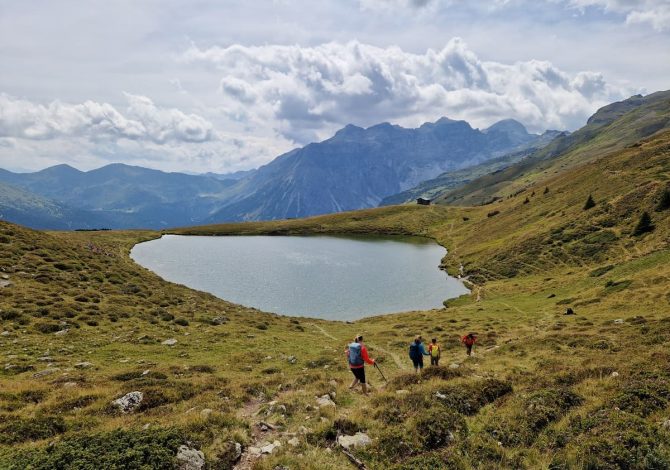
[0,117,551,229]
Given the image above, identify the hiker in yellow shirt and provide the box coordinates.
[428,338,441,366]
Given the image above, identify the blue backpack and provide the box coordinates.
[409,342,421,360]
[348,342,364,366]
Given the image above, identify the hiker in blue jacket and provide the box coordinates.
[409,335,431,374]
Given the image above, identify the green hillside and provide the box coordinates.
[1,107,670,468]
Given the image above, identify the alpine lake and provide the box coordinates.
[131,235,469,321]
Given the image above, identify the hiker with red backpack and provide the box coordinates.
[461,333,477,356]
[409,335,431,374]
[346,335,375,395]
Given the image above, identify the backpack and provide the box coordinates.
[409,342,421,360]
[348,342,364,366]
[430,344,440,358]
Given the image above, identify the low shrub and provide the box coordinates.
[413,407,466,450]
[0,415,66,444]
[0,427,184,469]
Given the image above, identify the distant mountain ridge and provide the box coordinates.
[204,117,547,222]
[0,116,551,229]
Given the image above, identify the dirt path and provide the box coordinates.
[367,342,406,370]
[308,322,340,341]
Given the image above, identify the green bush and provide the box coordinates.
[633,211,655,236]
[612,371,670,417]
[174,318,189,326]
[413,407,466,450]
[0,427,184,469]
[0,415,66,444]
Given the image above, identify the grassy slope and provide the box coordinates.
[0,131,670,468]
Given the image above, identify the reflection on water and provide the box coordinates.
[131,235,469,320]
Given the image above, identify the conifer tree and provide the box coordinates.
[657,187,670,212]
[633,211,654,236]
[583,194,596,210]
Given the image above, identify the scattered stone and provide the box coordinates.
[38,356,53,362]
[112,391,144,413]
[248,446,262,457]
[75,362,93,369]
[200,408,213,419]
[274,466,289,470]
[1,331,10,337]
[264,356,273,360]
[337,432,372,450]
[162,338,177,346]
[435,391,447,400]
[211,316,228,325]
[176,445,205,470]
[0,280,12,288]
[33,368,59,378]
[611,371,620,378]
[62,382,78,388]
[613,319,625,324]
[142,423,151,430]
[287,356,297,364]
[1,274,9,280]
[329,380,338,387]
[288,437,300,447]
[54,329,69,336]
[395,389,410,395]
[119,358,129,363]
[260,441,281,454]
[298,426,311,434]
[662,419,670,430]
[564,307,575,315]
[449,363,460,369]
[316,395,336,408]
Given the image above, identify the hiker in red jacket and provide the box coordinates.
[461,333,477,356]
[346,335,375,395]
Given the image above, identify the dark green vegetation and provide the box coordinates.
[1,93,670,469]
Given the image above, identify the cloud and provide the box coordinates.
[182,38,630,140]
[562,1,670,30]
[0,93,214,144]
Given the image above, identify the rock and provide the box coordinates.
[112,391,143,413]
[75,362,93,369]
[288,437,300,447]
[564,307,575,315]
[38,356,53,362]
[54,329,69,336]
[613,319,625,324]
[162,338,177,346]
[143,423,151,430]
[274,466,289,470]
[176,445,205,470]
[62,382,78,388]
[662,419,670,430]
[316,395,336,408]
[200,408,213,419]
[449,363,460,369]
[0,280,12,288]
[33,368,59,378]
[337,432,372,450]
[1,274,9,280]
[395,389,410,395]
[611,371,619,378]
[329,380,338,387]
[211,316,228,325]
[260,441,281,454]
[1,331,10,336]
[248,446,262,457]
[435,392,447,400]
[264,356,273,360]
[287,355,297,364]
[298,426,311,434]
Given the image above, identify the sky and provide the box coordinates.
[0,0,668,173]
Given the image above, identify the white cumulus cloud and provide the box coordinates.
[0,93,214,144]
[182,38,630,141]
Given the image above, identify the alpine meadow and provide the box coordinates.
[1,2,670,470]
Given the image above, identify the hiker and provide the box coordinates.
[409,335,430,374]
[461,333,477,356]
[428,338,441,366]
[346,335,375,395]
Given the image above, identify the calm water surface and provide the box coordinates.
[131,235,468,320]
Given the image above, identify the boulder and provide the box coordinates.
[176,445,205,470]
[33,367,59,378]
[112,391,144,413]
[337,432,372,450]
[260,440,281,454]
[162,338,178,346]
[316,394,336,408]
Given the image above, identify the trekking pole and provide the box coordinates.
[374,363,388,383]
